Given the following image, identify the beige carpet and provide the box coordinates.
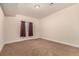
[0,38,79,56]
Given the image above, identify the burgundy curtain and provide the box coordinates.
[28,22,33,36]
[20,21,26,37]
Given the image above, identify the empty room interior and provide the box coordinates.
[0,3,79,56]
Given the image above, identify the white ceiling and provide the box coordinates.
[0,3,75,19]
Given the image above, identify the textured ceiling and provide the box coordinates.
[0,3,75,19]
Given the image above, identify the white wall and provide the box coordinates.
[4,15,40,44]
[40,4,79,47]
[4,4,79,48]
[0,6,4,51]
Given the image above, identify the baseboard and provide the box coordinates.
[41,37,79,48]
[4,37,79,49]
[4,37,40,44]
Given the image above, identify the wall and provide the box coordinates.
[40,4,79,47]
[0,6,4,51]
[4,4,79,48]
[4,15,40,44]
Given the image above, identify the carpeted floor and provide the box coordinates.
[0,38,79,56]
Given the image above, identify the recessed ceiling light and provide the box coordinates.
[34,4,40,9]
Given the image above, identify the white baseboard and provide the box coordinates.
[4,37,40,44]
[3,37,79,51]
[41,37,79,48]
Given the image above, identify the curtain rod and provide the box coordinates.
[21,21,32,23]
[21,21,33,24]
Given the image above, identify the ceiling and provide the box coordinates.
[0,3,75,19]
